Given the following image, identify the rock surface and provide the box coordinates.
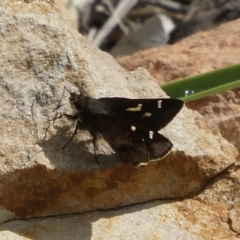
[0,1,239,239]
[187,90,240,161]
[1,195,239,239]
[117,18,240,84]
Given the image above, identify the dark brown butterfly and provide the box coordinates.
[55,90,183,167]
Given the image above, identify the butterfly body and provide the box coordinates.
[58,91,183,166]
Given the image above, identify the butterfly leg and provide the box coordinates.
[49,113,79,122]
[92,133,99,165]
[62,120,81,149]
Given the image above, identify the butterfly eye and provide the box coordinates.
[69,92,76,101]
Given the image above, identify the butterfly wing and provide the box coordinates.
[95,115,172,166]
[95,114,149,166]
[134,125,173,160]
[96,97,183,131]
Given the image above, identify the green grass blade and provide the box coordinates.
[161,63,240,102]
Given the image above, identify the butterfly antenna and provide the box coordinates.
[64,86,71,93]
[53,101,71,112]
[53,86,75,112]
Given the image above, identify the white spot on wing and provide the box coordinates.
[158,100,162,108]
[144,112,152,117]
[125,104,142,112]
[131,126,136,132]
[149,131,154,139]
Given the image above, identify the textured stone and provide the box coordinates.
[186,90,240,161]
[117,18,240,85]
[0,1,238,239]
[0,198,238,240]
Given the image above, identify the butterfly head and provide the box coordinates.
[68,91,89,112]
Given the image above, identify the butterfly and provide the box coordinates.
[54,89,183,167]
